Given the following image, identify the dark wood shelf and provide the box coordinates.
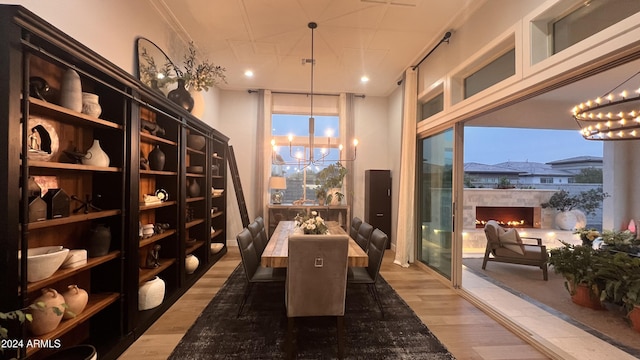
[186,219,205,229]
[211,229,224,239]
[140,169,179,176]
[26,209,121,230]
[26,292,120,357]
[29,97,123,130]
[25,251,120,294]
[186,196,205,203]
[139,258,176,284]
[28,160,123,172]
[186,172,206,178]
[187,147,205,155]
[186,240,205,255]
[139,200,177,211]
[140,132,178,146]
[139,229,177,248]
[211,211,224,219]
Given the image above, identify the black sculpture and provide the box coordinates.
[141,119,165,137]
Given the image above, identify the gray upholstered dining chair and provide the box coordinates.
[354,221,374,252]
[247,216,268,257]
[347,228,388,318]
[285,234,349,359]
[350,216,363,240]
[236,228,286,317]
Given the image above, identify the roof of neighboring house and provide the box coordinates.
[464,162,521,174]
[546,156,603,165]
[494,161,574,177]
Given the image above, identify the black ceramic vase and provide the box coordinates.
[167,79,194,112]
[188,178,200,197]
[88,224,111,257]
[148,145,165,171]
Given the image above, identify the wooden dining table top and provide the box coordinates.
[261,221,368,268]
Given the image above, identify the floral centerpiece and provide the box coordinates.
[177,41,227,92]
[574,227,600,246]
[294,211,329,235]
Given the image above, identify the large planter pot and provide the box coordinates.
[571,209,587,229]
[570,283,604,310]
[628,305,640,332]
[555,211,577,231]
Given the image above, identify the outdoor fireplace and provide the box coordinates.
[475,206,540,228]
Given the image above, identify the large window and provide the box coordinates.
[271,113,341,203]
[553,0,640,54]
[464,49,515,99]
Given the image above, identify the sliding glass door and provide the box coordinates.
[418,128,454,278]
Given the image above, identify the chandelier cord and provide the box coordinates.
[600,69,640,98]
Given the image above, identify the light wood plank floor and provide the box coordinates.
[119,247,548,359]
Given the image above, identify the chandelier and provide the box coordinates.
[573,69,640,141]
[271,22,358,167]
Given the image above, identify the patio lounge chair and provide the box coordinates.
[482,220,548,280]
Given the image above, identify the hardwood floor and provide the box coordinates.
[119,247,548,359]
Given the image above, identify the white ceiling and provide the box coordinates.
[153,0,473,96]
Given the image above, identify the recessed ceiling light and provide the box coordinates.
[360,76,369,83]
[244,70,254,77]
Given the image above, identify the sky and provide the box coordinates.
[463,127,603,164]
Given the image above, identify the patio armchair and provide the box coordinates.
[482,220,548,281]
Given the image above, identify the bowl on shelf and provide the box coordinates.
[210,243,224,254]
[18,246,70,282]
[187,134,206,150]
[186,165,204,174]
[212,188,224,196]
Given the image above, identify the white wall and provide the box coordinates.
[6,0,176,75]
[217,90,260,240]
[387,86,403,247]
[351,95,391,217]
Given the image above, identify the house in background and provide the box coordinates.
[465,156,603,188]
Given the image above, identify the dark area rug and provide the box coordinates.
[169,265,455,359]
[463,257,640,357]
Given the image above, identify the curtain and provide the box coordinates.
[257,90,271,218]
[394,68,418,267]
[340,93,355,208]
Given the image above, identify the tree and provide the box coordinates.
[573,167,603,184]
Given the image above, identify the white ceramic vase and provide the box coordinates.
[138,276,165,310]
[81,92,102,117]
[555,211,578,230]
[185,254,199,274]
[82,139,110,167]
[571,209,587,229]
[60,69,82,112]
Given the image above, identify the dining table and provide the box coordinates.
[261,220,368,268]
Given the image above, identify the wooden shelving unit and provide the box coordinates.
[0,5,229,359]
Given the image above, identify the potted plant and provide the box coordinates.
[595,251,640,331]
[315,162,348,205]
[601,229,639,254]
[541,188,608,230]
[548,240,603,309]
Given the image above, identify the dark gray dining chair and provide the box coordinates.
[247,216,268,257]
[348,228,388,318]
[355,221,374,252]
[285,234,349,359]
[236,228,286,317]
[350,216,363,240]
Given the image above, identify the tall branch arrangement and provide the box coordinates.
[177,41,227,92]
